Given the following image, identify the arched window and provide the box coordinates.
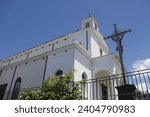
[11,77,21,99]
[82,72,88,99]
[82,72,87,80]
[55,69,63,76]
[85,22,90,28]
[94,23,98,30]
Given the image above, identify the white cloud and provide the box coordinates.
[132,58,150,71]
[132,58,150,96]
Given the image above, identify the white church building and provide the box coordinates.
[0,16,122,100]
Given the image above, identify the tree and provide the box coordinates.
[20,71,82,100]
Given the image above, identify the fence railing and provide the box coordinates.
[1,69,150,100]
[82,69,150,100]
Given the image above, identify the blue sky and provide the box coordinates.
[0,0,150,71]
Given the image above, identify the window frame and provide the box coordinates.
[55,69,63,76]
[11,77,21,99]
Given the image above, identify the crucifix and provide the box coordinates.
[104,24,132,85]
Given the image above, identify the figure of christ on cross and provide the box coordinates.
[104,24,132,85]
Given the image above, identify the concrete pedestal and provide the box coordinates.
[116,84,136,100]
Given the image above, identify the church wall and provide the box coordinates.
[90,35,101,58]
[89,30,110,58]
[92,54,115,77]
[99,33,110,55]
[89,30,107,58]
[112,57,122,74]
[6,58,46,99]
[45,48,74,80]
[0,67,16,99]
[74,49,92,81]
[15,59,45,88]
[70,30,87,50]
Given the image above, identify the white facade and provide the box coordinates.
[0,16,122,100]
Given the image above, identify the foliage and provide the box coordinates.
[135,90,142,99]
[20,89,40,100]
[135,89,150,100]
[20,71,82,100]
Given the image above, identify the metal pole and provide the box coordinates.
[117,41,126,85]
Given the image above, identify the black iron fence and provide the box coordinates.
[82,69,150,100]
[1,69,150,100]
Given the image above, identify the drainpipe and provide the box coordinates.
[6,66,17,99]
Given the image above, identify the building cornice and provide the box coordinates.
[0,43,92,70]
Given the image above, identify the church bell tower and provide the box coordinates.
[81,16,99,31]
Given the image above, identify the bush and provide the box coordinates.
[20,72,82,100]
